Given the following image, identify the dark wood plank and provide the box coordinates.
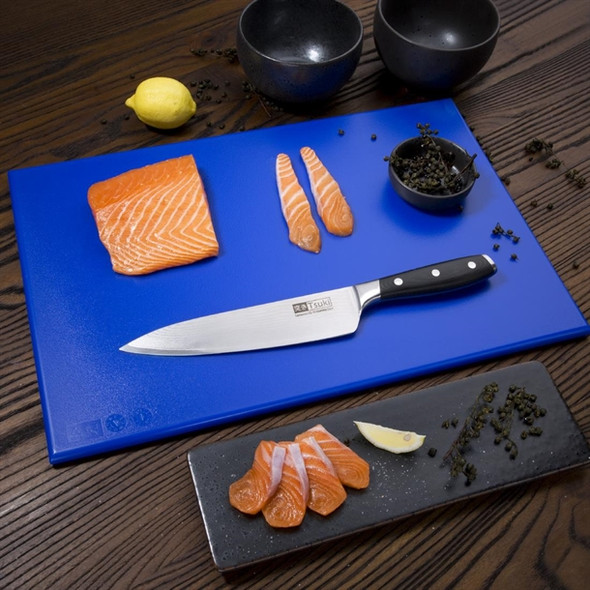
[1,0,588,588]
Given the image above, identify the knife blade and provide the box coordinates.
[120,254,496,356]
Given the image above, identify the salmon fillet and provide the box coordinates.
[295,425,370,489]
[87,154,219,275]
[262,442,309,528]
[298,436,347,516]
[300,146,354,236]
[275,153,321,253]
[229,441,286,515]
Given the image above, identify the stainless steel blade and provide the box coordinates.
[120,254,496,356]
[120,281,380,356]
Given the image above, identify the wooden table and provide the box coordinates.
[1,1,588,587]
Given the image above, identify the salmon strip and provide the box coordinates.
[295,425,369,489]
[300,146,353,236]
[262,442,309,528]
[87,154,218,275]
[229,441,286,515]
[275,153,321,253]
[298,436,347,516]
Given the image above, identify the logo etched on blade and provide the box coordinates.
[292,296,334,316]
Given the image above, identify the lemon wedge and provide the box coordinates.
[125,77,196,130]
[354,421,426,454]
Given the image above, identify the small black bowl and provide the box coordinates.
[388,136,478,211]
[236,0,363,104]
[374,0,500,91]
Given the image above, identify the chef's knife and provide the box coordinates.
[121,254,496,356]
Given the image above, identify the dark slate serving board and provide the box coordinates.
[8,99,590,464]
[187,362,590,571]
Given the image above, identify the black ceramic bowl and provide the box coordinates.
[388,136,478,211]
[237,0,363,104]
[374,0,500,91]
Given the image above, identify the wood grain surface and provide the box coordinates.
[1,1,588,588]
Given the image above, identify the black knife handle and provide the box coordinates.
[378,255,496,301]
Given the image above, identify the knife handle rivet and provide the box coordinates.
[394,277,403,286]
[468,261,477,269]
[431,269,441,277]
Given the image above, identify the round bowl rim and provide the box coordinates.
[375,0,501,53]
[388,135,478,208]
[238,0,364,66]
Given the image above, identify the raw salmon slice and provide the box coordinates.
[87,154,219,275]
[298,436,347,516]
[295,425,369,489]
[275,153,321,253]
[229,441,286,515]
[300,146,354,236]
[262,442,309,528]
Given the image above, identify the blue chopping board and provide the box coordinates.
[8,99,590,464]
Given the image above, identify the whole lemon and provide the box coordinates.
[125,77,197,130]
